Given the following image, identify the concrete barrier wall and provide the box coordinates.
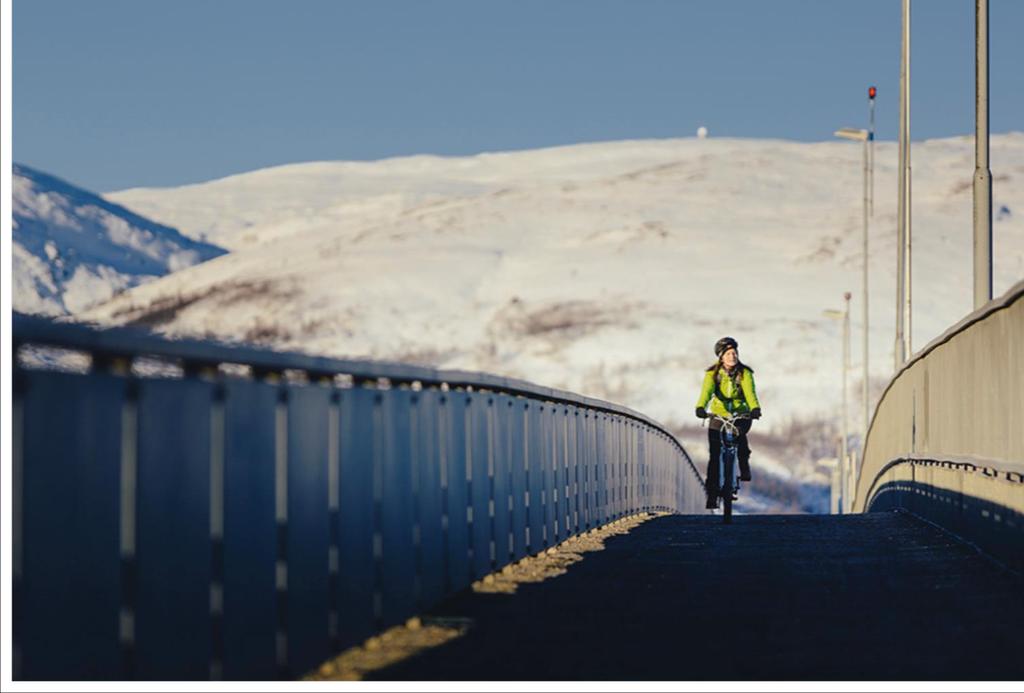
[855,279,1024,567]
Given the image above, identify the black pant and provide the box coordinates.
[705,420,751,499]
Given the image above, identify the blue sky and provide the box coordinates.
[13,0,1024,192]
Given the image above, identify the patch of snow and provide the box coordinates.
[12,164,227,315]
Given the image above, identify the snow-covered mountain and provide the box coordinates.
[93,134,1024,437]
[12,164,226,315]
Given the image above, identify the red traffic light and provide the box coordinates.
[869,86,877,99]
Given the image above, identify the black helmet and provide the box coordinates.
[714,336,738,358]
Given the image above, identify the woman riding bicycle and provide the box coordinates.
[695,337,762,509]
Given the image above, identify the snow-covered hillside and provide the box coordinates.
[94,135,1024,436]
[12,164,226,315]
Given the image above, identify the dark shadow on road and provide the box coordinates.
[367,513,1024,680]
[870,481,1023,574]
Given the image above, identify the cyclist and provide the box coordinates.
[695,337,762,509]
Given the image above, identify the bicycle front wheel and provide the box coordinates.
[723,453,734,524]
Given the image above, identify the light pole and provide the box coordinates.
[834,125,871,441]
[897,0,913,368]
[869,86,876,218]
[974,0,992,308]
[823,292,852,512]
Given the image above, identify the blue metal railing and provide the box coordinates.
[12,313,704,680]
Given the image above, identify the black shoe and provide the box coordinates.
[705,497,718,510]
[740,473,752,482]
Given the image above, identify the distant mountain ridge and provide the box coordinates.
[83,134,1024,432]
[12,163,226,315]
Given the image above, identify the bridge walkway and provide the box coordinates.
[357,513,1023,680]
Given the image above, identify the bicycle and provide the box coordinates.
[708,413,750,524]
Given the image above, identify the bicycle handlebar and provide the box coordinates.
[708,413,751,423]
[708,413,751,437]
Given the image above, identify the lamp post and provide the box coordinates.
[897,0,913,368]
[834,126,871,441]
[974,0,992,308]
[869,86,876,218]
[823,292,852,512]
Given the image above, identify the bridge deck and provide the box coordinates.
[363,512,1023,680]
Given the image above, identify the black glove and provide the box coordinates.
[750,407,762,420]
[695,407,708,419]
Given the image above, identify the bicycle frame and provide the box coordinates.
[709,414,750,523]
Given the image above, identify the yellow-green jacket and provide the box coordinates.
[695,364,760,417]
